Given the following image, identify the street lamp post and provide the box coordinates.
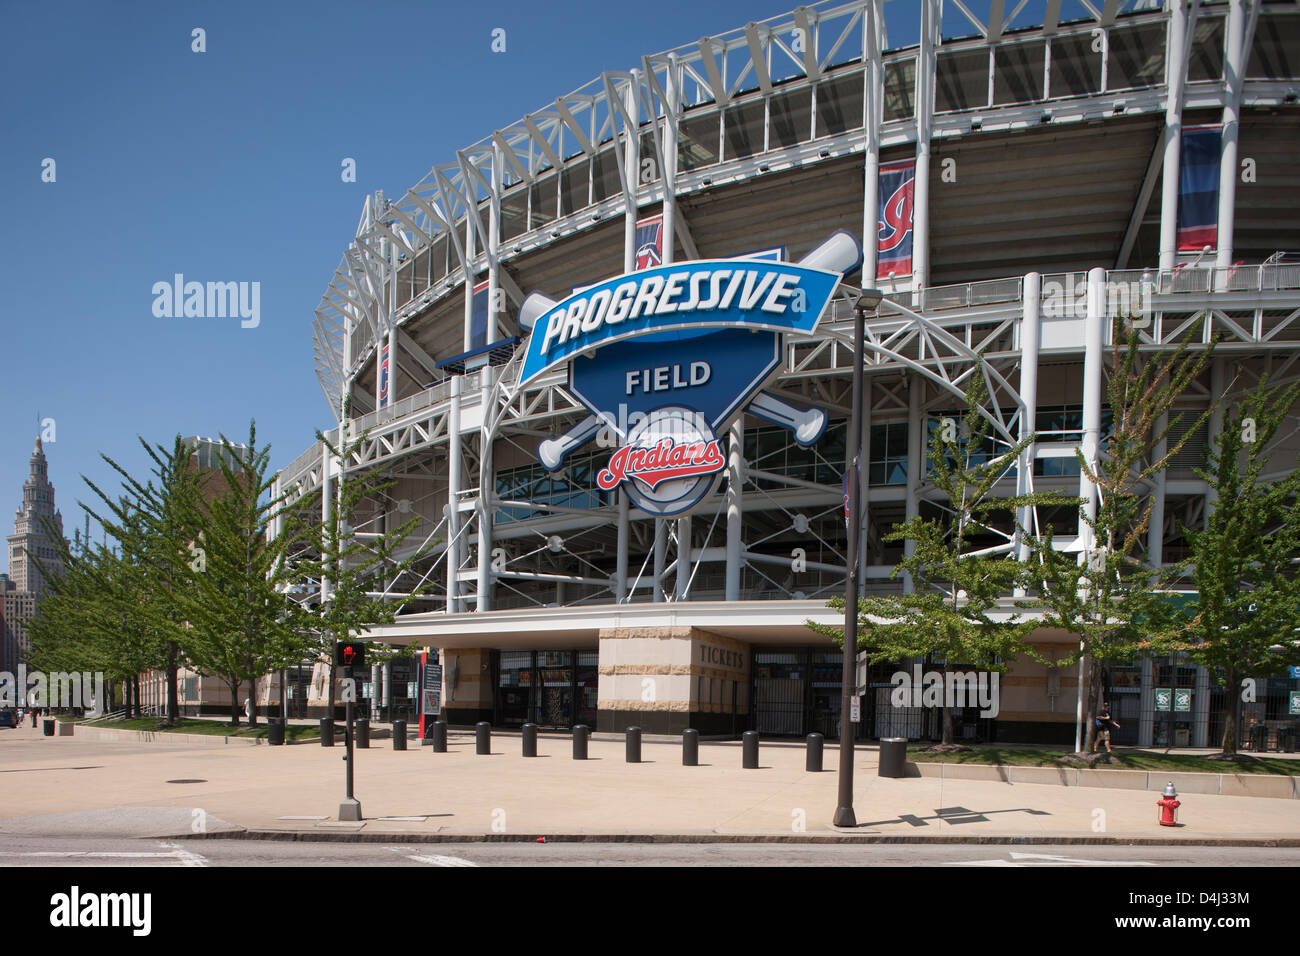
[835,289,883,829]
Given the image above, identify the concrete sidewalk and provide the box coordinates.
[1,728,1296,844]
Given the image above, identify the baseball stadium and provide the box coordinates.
[260,0,1300,748]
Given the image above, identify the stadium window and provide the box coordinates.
[1106,24,1165,91]
[501,184,528,241]
[1188,16,1225,81]
[560,157,591,216]
[883,57,916,121]
[414,248,432,295]
[530,172,557,230]
[639,129,660,183]
[935,48,990,112]
[397,261,415,305]
[677,110,720,172]
[430,235,448,282]
[723,99,765,160]
[869,422,908,486]
[591,147,622,203]
[815,72,864,137]
[1049,32,1101,97]
[769,85,813,148]
[994,40,1045,104]
[1247,13,1300,79]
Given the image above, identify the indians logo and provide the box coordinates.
[598,437,725,492]
[634,215,663,270]
[877,176,914,254]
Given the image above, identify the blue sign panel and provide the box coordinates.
[569,328,780,436]
[520,258,840,385]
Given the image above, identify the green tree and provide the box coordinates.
[814,360,1061,745]
[1162,378,1300,754]
[72,437,208,725]
[175,424,317,726]
[304,419,438,716]
[1022,322,1214,753]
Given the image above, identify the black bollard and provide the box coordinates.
[742,730,759,769]
[522,722,538,757]
[320,717,335,747]
[806,733,824,772]
[355,717,370,749]
[392,719,407,751]
[572,724,589,760]
[476,721,491,755]
[431,720,447,753]
[682,728,699,766]
[625,726,642,763]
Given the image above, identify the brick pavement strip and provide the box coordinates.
[0,730,1296,843]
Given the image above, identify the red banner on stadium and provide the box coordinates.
[877,159,915,280]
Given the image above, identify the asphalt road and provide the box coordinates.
[1,836,1297,867]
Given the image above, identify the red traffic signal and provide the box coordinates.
[334,642,366,668]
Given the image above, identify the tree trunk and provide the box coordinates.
[229,680,241,725]
[940,703,954,745]
[1222,667,1239,755]
[124,678,133,719]
[249,676,258,728]
[165,642,180,726]
[1081,657,1102,753]
[133,676,141,719]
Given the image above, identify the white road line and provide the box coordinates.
[404,854,478,867]
[2,845,209,867]
[157,841,209,867]
[949,852,1158,867]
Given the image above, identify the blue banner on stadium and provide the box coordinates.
[1178,125,1221,251]
[877,159,915,279]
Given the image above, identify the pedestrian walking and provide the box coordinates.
[1093,701,1120,754]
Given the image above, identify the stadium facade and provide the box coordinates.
[276,0,1300,747]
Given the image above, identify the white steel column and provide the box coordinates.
[446,376,462,613]
[911,0,937,298]
[904,373,923,593]
[676,515,692,600]
[387,226,398,408]
[862,0,883,283]
[1079,267,1107,548]
[320,443,333,602]
[488,145,504,343]
[1215,0,1247,276]
[725,417,744,601]
[662,56,679,267]
[476,371,494,612]
[1159,0,1192,273]
[653,521,667,602]
[1016,273,1042,575]
[1147,412,1168,566]
[462,208,477,351]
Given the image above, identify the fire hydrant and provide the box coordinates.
[1157,782,1180,827]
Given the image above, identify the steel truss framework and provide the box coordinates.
[282,0,1300,615]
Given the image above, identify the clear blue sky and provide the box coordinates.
[0,0,949,563]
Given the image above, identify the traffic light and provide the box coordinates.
[334,642,366,669]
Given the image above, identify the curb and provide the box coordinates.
[178,829,1300,847]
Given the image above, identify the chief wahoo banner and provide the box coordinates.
[877,159,915,280]
[517,231,863,517]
